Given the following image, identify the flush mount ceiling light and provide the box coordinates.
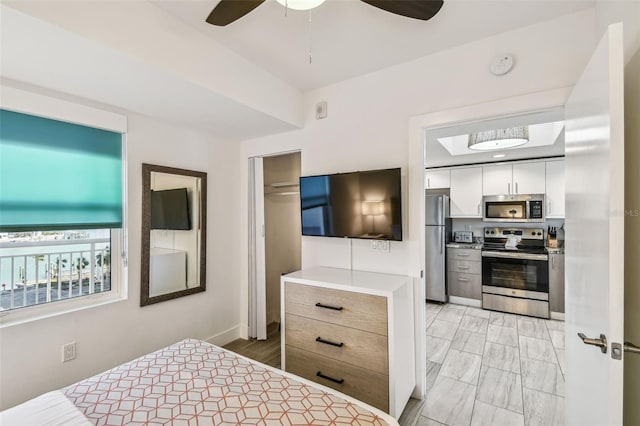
[468,126,529,151]
[276,0,326,10]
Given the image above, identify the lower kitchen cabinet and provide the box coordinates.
[447,246,482,301]
[281,267,415,418]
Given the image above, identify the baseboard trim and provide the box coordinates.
[550,312,565,321]
[204,325,242,346]
[448,296,481,308]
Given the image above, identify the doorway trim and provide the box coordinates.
[407,87,572,398]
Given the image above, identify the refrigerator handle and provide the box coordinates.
[439,197,446,255]
[442,196,447,220]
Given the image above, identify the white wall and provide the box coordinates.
[0,112,242,410]
[239,8,599,336]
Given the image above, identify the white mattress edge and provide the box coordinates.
[0,390,91,426]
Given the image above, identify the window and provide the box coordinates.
[0,230,113,310]
[0,109,124,317]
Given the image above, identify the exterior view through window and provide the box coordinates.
[0,229,111,311]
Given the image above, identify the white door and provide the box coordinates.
[565,23,625,426]
[545,160,565,218]
[449,167,482,217]
[248,157,267,340]
[482,164,512,195]
[425,169,451,189]
[512,161,545,195]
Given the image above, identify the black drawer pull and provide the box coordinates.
[316,371,344,384]
[316,337,344,347]
[315,302,343,311]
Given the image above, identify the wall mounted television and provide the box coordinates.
[300,168,402,241]
[151,188,191,230]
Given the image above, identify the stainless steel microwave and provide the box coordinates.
[482,194,545,223]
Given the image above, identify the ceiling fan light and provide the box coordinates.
[275,0,326,11]
[468,126,529,151]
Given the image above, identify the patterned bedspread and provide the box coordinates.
[63,339,392,425]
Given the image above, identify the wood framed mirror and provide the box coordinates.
[141,163,206,306]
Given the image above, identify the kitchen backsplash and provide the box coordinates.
[451,218,565,243]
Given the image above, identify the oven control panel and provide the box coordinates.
[484,227,545,240]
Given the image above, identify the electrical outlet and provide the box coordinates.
[370,240,390,252]
[62,342,76,362]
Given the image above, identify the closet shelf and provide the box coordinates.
[264,181,300,196]
[265,181,299,188]
[265,191,299,196]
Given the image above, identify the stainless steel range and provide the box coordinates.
[481,227,550,319]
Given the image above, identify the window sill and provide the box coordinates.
[0,292,127,328]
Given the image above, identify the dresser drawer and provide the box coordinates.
[285,345,389,413]
[284,282,388,335]
[285,313,388,375]
[447,248,481,261]
[448,271,482,300]
[447,258,481,275]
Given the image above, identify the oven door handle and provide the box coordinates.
[482,251,548,261]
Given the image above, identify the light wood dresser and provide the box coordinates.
[281,266,415,418]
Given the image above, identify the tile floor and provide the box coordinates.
[419,303,565,426]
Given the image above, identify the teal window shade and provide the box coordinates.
[0,109,123,232]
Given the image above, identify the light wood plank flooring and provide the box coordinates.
[222,322,281,369]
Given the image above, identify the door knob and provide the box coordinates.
[578,332,607,353]
[625,341,640,355]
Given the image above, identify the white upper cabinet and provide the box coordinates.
[425,169,451,189]
[482,164,513,195]
[482,162,546,195]
[512,162,546,194]
[545,160,565,218]
[450,167,482,218]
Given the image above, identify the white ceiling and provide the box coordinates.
[154,0,595,91]
[2,0,596,141]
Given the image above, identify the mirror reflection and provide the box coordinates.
[141,164,206,306]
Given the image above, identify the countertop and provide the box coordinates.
[281,266,411,296]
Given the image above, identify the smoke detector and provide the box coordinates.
[490,54,514,76]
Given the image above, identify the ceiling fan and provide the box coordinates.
[206,0,444,27]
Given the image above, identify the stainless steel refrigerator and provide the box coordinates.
[425,194,451,302]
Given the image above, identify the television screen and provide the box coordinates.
[300,168,402,241]
[151,188,191,230]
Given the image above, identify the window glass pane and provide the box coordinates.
[0,229,111,311]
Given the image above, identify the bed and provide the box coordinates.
[0,339,398,425]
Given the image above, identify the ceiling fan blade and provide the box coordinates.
[206,0,266,26]
[360,0,444,21]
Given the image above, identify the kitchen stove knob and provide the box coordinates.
[531,231,535,235]
[537,232,542,236]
